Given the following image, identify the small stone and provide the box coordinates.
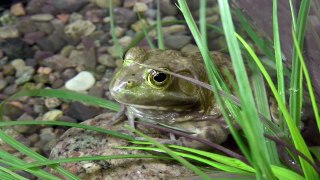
[65,20,96,39]
[36,31,66,52]
[0,26,20,39]
[65,71,95,91]
[98,54,116,68]
[3,84,18,96]
[2,64,15,76]
[14,113,37,134]
[0,39,34,60]
[23,31,46,45]
[85,9,107,24]
[0,79,7,90]
[57,14,69,24]
[37,67,52,75]
[11,59,26,71]
[112,8,137,27]
[60,45,75,57]
[44,98,62,109]
[33,74,49,84]
[160,0,177,16]
[61,68,77,81]
[131,19,149,32]
[95,0,121,8]
[118,36,132,48]
[113,26,125,37]
[181,44,199,53]
[10,3,26,16]
[42,110,63,121]
[164,35,191,50]
[133,2,148,13]
[31,14,54,22]
[107,46,121,58]
[123,0,138,8]
[65,102,103,122]
[43,55,77,72]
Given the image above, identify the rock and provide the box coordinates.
[118,35,132,48]
[43,55,77,72]
[98,54,116,68]
[30,14,54,22]
[23,31,46,45]
[42,109,63,121]
[60,45,75,57]
[3,101,24,120]
[61,68,77,81]
[65,102,103,122]
[0,26,20,39]
[0,12,16,26]
[3,84,19,95]
[44,98,62,109]
[36,31,66,52]
[65,71,95,91]
[88,82,104,98]
[11,59,26,71]
[0,79,7,90]
[113,26,125,37]
[85,9,107,23]
[133,2,148,13]
[181,44,199,53]
[95,0,121,8]
[34,21,54,35]
[69,49,96,71]
[164,35,191,50]
[33,74,49,84]
[49,113,194,179]
[14,113,38,134]
[112,8,137,27]
[131,19,149,32]
[56,14,69,24]
[160,0,177,16]
[16,19,37,34]
[10,3,26,16]
[25,0,46,14]
[52,0,88,14]
[34,51,54,62]
[65,20,96,39]
[37,67,52,75]
[2,64,15,76]
[15,66,35,85]
[0,39,34,60]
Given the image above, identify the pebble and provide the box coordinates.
[65,20,96,38]
[0,26,20,39]
[65,71,95,91]
[160,0,178,16]
[0,39,34,60]
[133,2,148,13]
[65,102,103,122]
[0,79,7,90]
[43,55,77,72]
[44,98,62,109]
[10,3,26,16]
[98,54,116,68]
[118,35,132,47]
[131,19,149,32]
[30,14,54,22]
[42,109,63,121]
[164,34,191,50]
[37,67,52,75]
[96,0,121,8]
[14,113,37,134]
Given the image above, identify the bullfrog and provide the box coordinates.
[109,47,238,148]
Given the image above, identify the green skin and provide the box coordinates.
[109,47,234,148]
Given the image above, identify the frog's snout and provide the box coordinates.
[125,79,137,88]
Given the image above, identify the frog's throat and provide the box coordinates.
[127,105,205,123]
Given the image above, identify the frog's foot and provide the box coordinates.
[108,105,127,126]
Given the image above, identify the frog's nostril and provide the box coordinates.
[126,80,136,88]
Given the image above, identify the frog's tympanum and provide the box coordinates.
[109,47,236,148]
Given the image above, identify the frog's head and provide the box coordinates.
[109,47,209,111]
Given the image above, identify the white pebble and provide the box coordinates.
[65,71,95,91]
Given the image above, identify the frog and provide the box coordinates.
[109,47,239,148]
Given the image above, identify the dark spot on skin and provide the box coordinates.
[74,147,79,151]
[141,165,146,169]
[131,73,135,76]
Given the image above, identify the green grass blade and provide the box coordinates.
[0,166,28,180]
[292,30,320,133]
[200,0,207,47]
[237,34,318,179]
[272,0,286,130]
[126,125,211,180]
[177,0,251,162]
[0,150,60,180]
[217,1,274,178]
[289,0,311,126]
[0,121,134,141]
[109,0,123,58]
[0,131,79,179]
[156,0,164,49]
[1,89,120,112]
[137,12,155,49]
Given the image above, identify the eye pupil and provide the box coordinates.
[153,72,167,82]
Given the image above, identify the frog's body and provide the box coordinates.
[109,47,236,148]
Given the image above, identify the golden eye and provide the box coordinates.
[147,69,171,88]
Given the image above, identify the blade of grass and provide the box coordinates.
[0,89,120,113]
[273,0,286,130]
[0,166,28,180]
[200,0,207,47]
[0,131,79,180]
[126,125,211,180]
[137,12,155,49]
[292,30,320,132]
[0,121,135,141]
[237,34,318,179]
[176,0,251,164]
[109,0,123,58]
[217,1,275,178]
[289,0,310,127]
[156,0,164,49]
[0,150,60,180]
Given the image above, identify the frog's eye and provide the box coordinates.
[147,69,171,88]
